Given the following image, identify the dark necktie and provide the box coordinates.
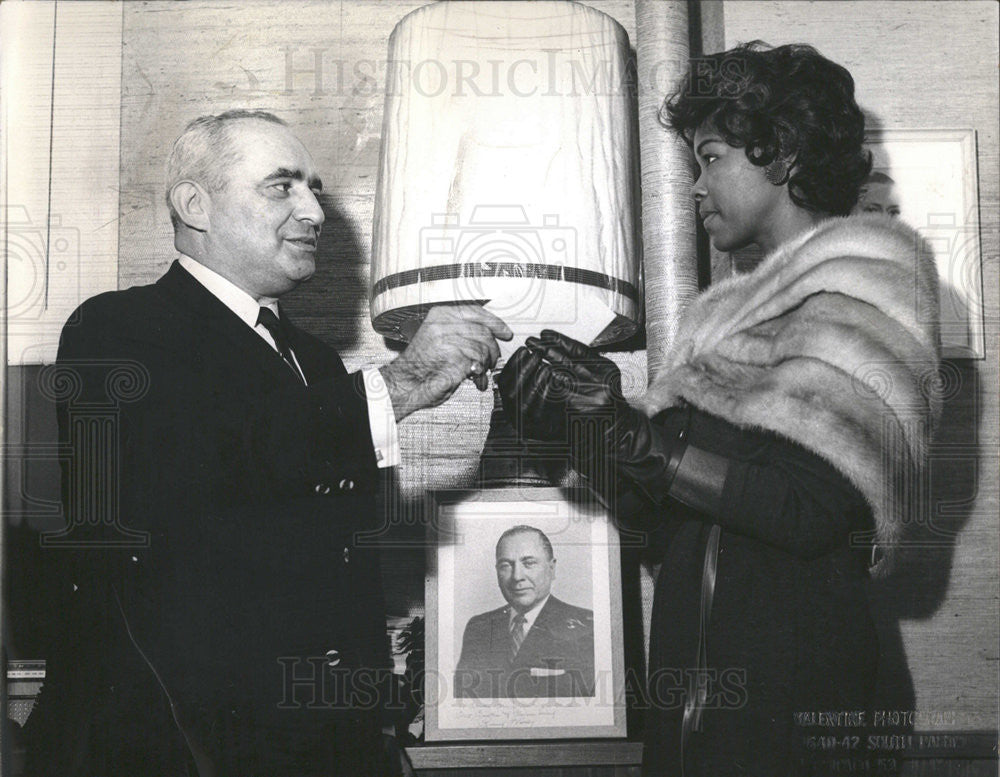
[509,613,527,660]
[256,307,305,384]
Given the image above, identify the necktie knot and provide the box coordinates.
[256,306,286,344]
[256,307,304,383]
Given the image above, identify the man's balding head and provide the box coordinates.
[165,111,325,299]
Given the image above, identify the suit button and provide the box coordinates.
[325,649,341,667]
[343,546,350,564]
[338,479,354,491]
[314,483,331,495]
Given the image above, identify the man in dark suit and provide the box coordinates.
[455,525,595,699]
[25,110,510,777]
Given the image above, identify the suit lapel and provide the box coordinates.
[157,261,320,386]
[491,608,513,665]
[514,598,561,666]
[278,302,346,384]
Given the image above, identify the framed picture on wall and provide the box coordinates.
[424,487,626,741]
[861,129,986,358]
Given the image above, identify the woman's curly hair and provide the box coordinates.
[661,42,872,216]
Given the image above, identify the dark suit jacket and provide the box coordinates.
[26,261,391,776]
[454,596,595,698]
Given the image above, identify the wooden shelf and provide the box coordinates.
[405,732,1000,770]
[405,740,643,770]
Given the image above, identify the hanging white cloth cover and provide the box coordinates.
[371,0,641,353]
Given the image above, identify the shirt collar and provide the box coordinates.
[509,594,550,631]
[178,255,279,327]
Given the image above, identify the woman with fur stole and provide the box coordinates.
[498,43,940,776]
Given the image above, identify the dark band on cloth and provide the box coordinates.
[372,262,640,302]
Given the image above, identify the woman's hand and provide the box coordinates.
[497,329,627,443]
[499,331,711,512]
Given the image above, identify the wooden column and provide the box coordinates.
[634,0,698,377]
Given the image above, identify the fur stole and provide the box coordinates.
[639,214,941,572]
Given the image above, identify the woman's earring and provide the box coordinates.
[765,159,790,186]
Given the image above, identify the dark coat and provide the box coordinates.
[633,410,879,777]
[455,595,595,698]
[25,261,391,776]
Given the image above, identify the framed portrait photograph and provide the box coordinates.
[862,129,986,358]
[424,488,627,741]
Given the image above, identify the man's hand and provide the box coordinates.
[380,305,512,422]
[497,329,626,442]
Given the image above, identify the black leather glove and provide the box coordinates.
[497,329,626,447]
[498,330,727,516]
[496,330,674,487]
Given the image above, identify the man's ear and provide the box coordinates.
[169,180,211,232]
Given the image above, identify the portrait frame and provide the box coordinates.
[863,128,986,359]
[424,487,627,741]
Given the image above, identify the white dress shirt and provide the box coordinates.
[178,255,400,467]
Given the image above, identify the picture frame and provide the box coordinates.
[862,129,986,358]
[424,487,627,741]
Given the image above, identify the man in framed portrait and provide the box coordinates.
[454,525,595,698]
